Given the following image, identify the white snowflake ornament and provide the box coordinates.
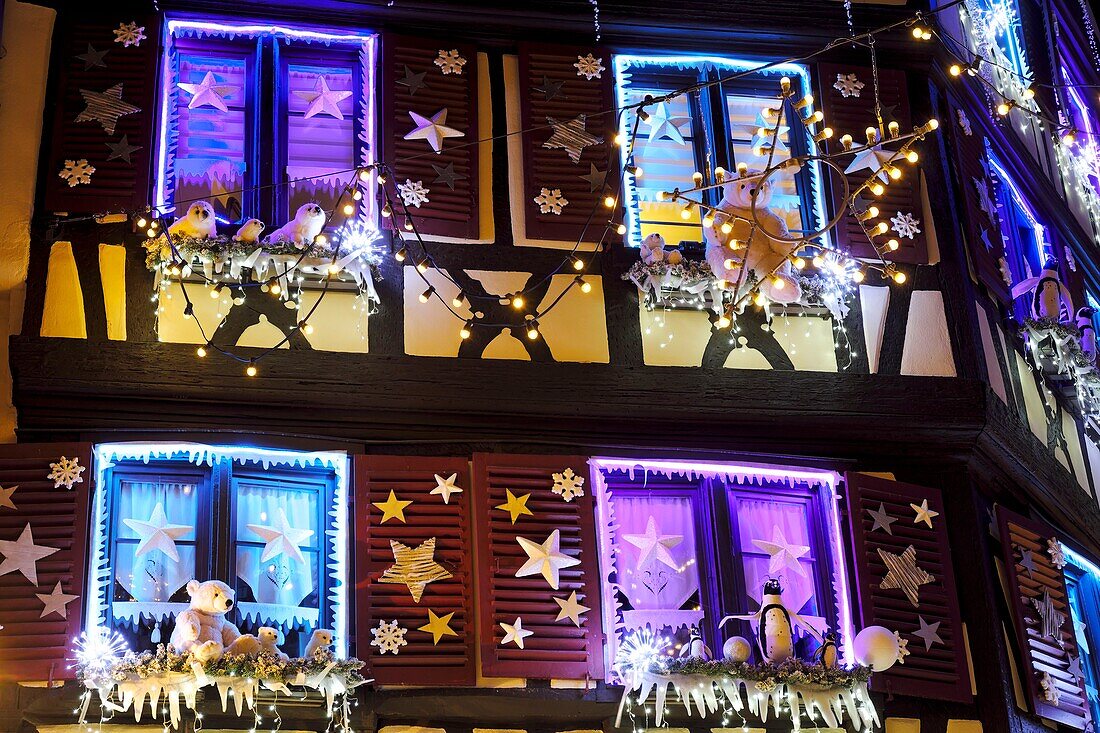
[534,187,568,215]
[551,467,585,502]
[59,159,95,187]
[957,108,973,136]
[574,53,605,80]
[398,179,430,208]
[1065,245,1078,272]
[370,619,408,654]
[48,456,85,489]
[1048,538,1067,569]
[113,22,146,48]
[435,49,467,75]
[891,212,921,239]
[1039,671,1061,705]
[833,73,865,98]
[999,257,1013,286]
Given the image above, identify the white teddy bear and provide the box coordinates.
[264,203,326,248]
[704,172,801,304]
[169,579,243,661]
[303,628,335,658]
[259,626,290,661]
[640,232,683,266]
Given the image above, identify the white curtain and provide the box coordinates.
[115,480,197,603]
[234,482,316,610]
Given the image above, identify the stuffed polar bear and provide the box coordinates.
[704,172,801,304]
[259,626,290,661]
[168,201,218,240]
[264,203,326,248]
[640,232,683,266]
[169,579,243,660]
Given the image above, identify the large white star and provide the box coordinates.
[0,524,59,586]
[122,503,193,562]
[500,617,534,649]
[179,71,238,113]
[247,508,314,564]
[294,75,352,120]
[430,473,464,504]
[622,516,683,570]
[36,581,78,619]
[752,527,810,578]
[514,529,580,590]
[404,108,464,153]
[643,102,690,145]
[844,144,899,183]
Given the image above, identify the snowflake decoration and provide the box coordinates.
[894,631,910,664]
[574,53,605,80]
[1048,538,1067,569]
[48,456,85,490]
[957,108,973,136]
[833,73,865,98]
[999,257,1013,286]
[551,467,585,502]
[113,22,146,48]
[434,49,467,75]
[370,619,408,655]
[890,212,921,239]
[58,159,95,187]
[1065,245,1078,272]
[1039,671,1061,705]
[533,187,569,215]
[398,179,430,208]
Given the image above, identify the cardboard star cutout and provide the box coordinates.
[77,44,108,70]
[0,485,16,511]
[0,524,59,586]
[533,75,566,102]
[373,490,412,524]
[913,615,943,651]
[878,545,935,608]
[867,502,898,535]
[397,65,428,95]
[75,83,140,135]
[622,516,682,570]
[543,115,602,164]
[295,75,352,120]
[578,163,605,192]
[379,537,451,602]
[554,590,589,626]
[515,529,580,590]
[496,489,533,524]
[1031,590,1067,646]
[500,617,533,648]
[752,527,810,578]
[36,581,78,619]
[1018,547,1038,578]
[432,162,466,190]
[910,499,940,528]
[430,473,464,504]
[404,109,464,153]
[122,503,193,562]
[247,507,314,564]
[179,71,238,112]
[418,609,458,644]
[105,135,142,164]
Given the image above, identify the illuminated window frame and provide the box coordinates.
[988,155,1049,282]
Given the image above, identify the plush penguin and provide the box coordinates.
[721,578,823,664]
[1077,306,1097,356]
[678,626,713,660]
[815,630,839,669]
[1011,257,1073,322]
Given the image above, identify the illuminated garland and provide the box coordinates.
[661,657,872,689]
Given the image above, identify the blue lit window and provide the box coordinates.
[156,21,377,229]
[89,444,349,657]
[1061,59,1100,189]
[988,154,1052,316]
[1065,549,1100,721]
[612,56,828,248]
[966,0,1032,81]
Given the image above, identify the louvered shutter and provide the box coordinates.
[997,508,1089,728]
[352,455,475,684]
[1056,237,1086,316]
[44,17,159,214]
[518,44,619,243]
[473,453,604,679]
[0,443,93,682]
[844,473,971,701]
[945,95,1012,304]
[383,36,480,240]
[817,63,927,264]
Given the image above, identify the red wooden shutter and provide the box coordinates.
[383,36,480,240]
[352,455,475,685]
[0,443,93,682]
[518,44,620,243]
[997,508,1089,728]
[844,473,971,701]
[945,95,1012,305]
[1057,236,1086,316]
[817,63,927,264]
[44,17,159,214]
[473,452,604,679]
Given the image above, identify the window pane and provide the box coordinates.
[286,63,358,230]
[175,54,248,222]
[114,478,198,605]
[725,94,803,235]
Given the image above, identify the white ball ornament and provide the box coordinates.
[853,625,902,671]
[722,636,752,663]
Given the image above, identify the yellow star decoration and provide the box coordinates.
[0,485,16,511]
[418,609,458,644]
[496,489,534,524]
[373,490,412,524]
[379,537,452,602]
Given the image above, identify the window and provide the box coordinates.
[592,458,850,673]
[1065,548,1100,721]
[88,444,350,656]
[989,154,1051,315]
[960,0,1033,99]
[612,55,829,249]
[156,20,377,230]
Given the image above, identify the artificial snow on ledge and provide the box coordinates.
[591,457,837,491]
[616,669,879,732]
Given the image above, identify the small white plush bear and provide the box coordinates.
[169,579,243,661]
[303,628,335,658]
[233,218,266,244]
[704,171,801,304]
[258,626,290,661]
[224,633,262,657]
[640,232,683,266]
[264,203,326,248]
[168,201,218,240]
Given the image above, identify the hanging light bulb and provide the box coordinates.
[314,234,328,246]
[949,63,963,76]
[146,227,157,238]
[680,204,693,220]
[381,203,393,218]
[997,100,1015,116]
[886,239,900,251]
[870,182,886,196]
[526,321,540,340]
[616,223,627,235]
[246,362,258,377]
[702,213,715,228]
[874,222,890,235]
[512,293,526,309]
[575,275,592,293]
[888,120,900,138]
[327,263,341,275]
[859,206,880,221]
[692,171,704,186]
[452,291,466,308]
[210,283,224,299]
[717,313,731,328]
[720,221,733,235]
[840,134,854,151]
[572,257,585,272]
[1063,130,1078,146]
[852,268,866,283]
[893,270,907,284]
[771,276,786,290]
[416,259,430,274]
[793,256,806,270]
[299,320,314,335]
[403,217,414,231]
[714,166,727,183]
[419,286,436,303]
[343,203,355,216]
[604,194,616,208]
[812,254,824,268]
[352,189,363,201]
[395,247,408,262]
[1023,86,1037,101]
[136,216,148,228]
[149,219,159,230]
[794,93,815,111]
[814,127,834,143]
[459,321,472,339]
[359,169,371,182]
[906,150,919,163]
[269,281,282,296]
[753,291,767,307]
[196,345,208,358]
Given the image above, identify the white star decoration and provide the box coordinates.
[0,524,58,586]
[404,108,464,153]
[179,71,238,113]
[622,515,682,570]
[752,527,810,578]
[500,617,534,648]
[913,616,943,650]
[514,529,580,590]
[36,581,78,619]
[554,591,589,626]
[122,503,193,562]
[643,102,690,146]
[844,144,898,183]
[247,508,314,565]
[430,473,464,504]
[910,499,940,528]
[294,76,352,120]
